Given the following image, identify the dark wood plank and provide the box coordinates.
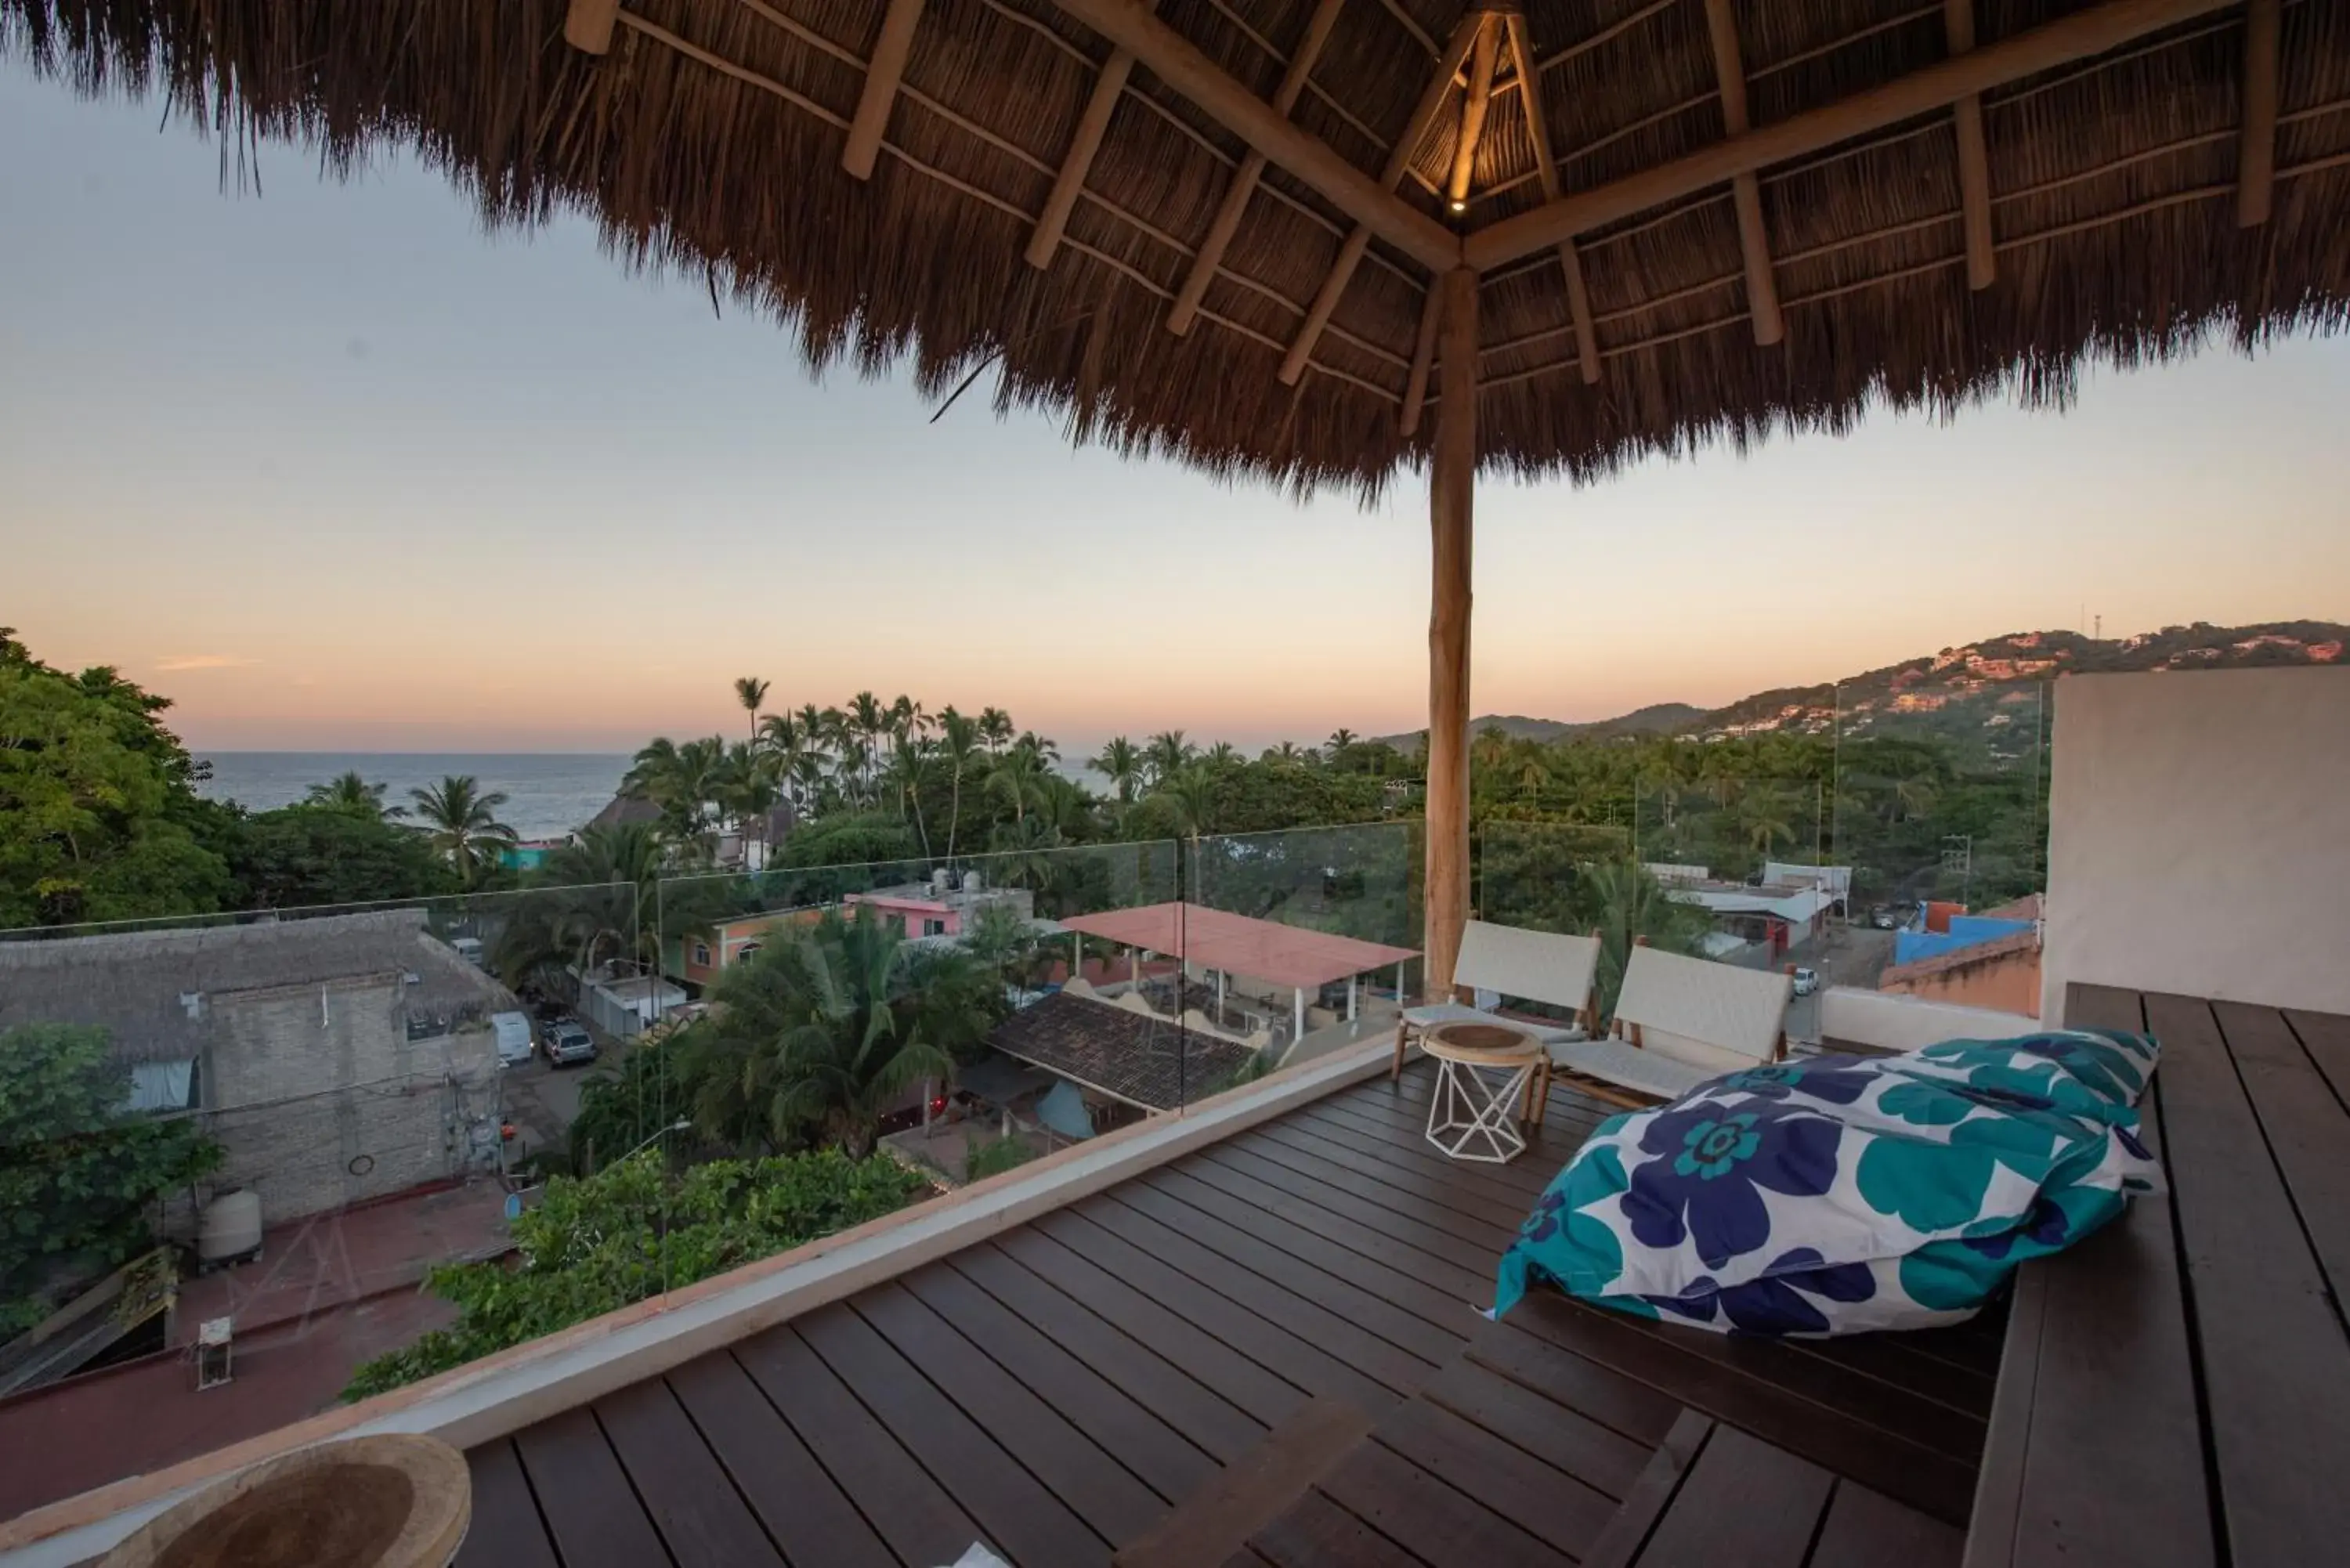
[1115,1397,1374,1568]
[1632,1425,1834,1567]
[2212,999,2350,1310]
[1810,1481,1963,1568]
[1115,1178,1475,1355]
[665,1353,896,1568]
[1372,1396,1619,1559]
[1504,1295,1977,1526]
[594,1378,784,1568]
[898,1269,1222,1513]
[1169,1154,1492,1302]
[1248,1489,1430,1568]
[997,1224,1312,1428]
[1042,1206,1422,1404]
[2144,989,2350,1565]
[511,1406,674,1568]
[1775,1328,1996,1422]
[1197,1143,1502,1277]
[797,1300,1111,1566]
[1581,1411,1713,1568]
[1966,992,2211,1568]
[1465,1317,1683,1449]
[1316,1436,1571,1568]
[1220,1131,1520,1256]
[1418,1355,1651,1501]
[2287,1006,2350,1107]
[455,1440,558,1568]
[732,1324,991,1568]
[949,1240,1268,1464]
[1249,1122,1531,1236]
[1289,1102,1557,1204]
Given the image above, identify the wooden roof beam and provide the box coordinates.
[1465,0,2241,271]
[1399,277,1444,435]
[1445,17,1501,211]
[1704,0,1783,345]
[2240,0,2280,226]
[844,0,925,179]
[1047,0,1460,272]
[564,0,619,54]
[1027,46,1139,268]
[1274,10,1484,386]
[1947,0,1996,288]
[1166,0,1347,336]
[1502,12,1599,384]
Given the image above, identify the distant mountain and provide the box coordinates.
[1372,622,2344,758]
[1375,703,1704,750]
[1686,621,2345,755]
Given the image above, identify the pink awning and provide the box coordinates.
[1055,903,1418,992]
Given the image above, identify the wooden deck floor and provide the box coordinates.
[457,1062,1998,1568]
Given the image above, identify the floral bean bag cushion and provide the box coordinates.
[1491,1031,2163,1336]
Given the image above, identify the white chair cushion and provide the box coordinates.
[1614,948,1791,1064]
[1545,1036,1715,1103]
[1454,921,1601,1016]
[1403,1001,1584,1044]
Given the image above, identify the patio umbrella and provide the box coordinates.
[16,0,2342,992]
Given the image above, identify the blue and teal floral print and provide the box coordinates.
[1491,1030,2164,1334]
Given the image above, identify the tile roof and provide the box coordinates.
[1054,904,1417,991]
[986,992,1260,1113]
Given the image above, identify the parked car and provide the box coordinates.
[542,1019,598,1067]
[1791,966,1820,997]
[1869,905,1898,930]
[490,1011,534,1068]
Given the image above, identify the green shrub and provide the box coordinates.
[965,1135,1034,1182]
[343,1148,927,1399]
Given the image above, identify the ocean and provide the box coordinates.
[197,753,631,840]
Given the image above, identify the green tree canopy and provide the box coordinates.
[229,804,456,909]
[0,1024,223,1335]
[342,1148,926,1398]
[0,630,235,927]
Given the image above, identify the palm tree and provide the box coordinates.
[1152,762,1218,838]
[978,707,1015,757]
[937,706,982,860]
[408,775,516,888]
[1326,728,1358,761]
[986,742,1050,826]
[723,741,782,865]
[678,909,979,1157]
[734,676,770,741]
[1578,860,1712,1017]
[493,822,663,986]
[306,770,404,820]
[888,728,935,858]
[1205,741,1242,770]
[1144,730,1195,786]
[847,692,888,805]
[1090,736,1144,804]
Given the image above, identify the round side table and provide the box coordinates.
[1422,1021,1544,1165]
[99,1434,471,1568]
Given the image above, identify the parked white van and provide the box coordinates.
[491,1010,533,1068]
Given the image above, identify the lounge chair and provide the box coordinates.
[1391,920,1600,1097]
[1535,943,1795,1113]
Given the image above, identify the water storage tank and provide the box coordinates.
[963,869,984,894]
[930,868,953,896]
[197,1190,263,1266]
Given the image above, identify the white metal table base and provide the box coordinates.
[1424,1054,1537,1164]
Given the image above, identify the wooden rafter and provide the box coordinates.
[1446,17,1500,210]
[1275,10,1484,387]
[564,0,620,54]
[1048,0,1458,271]
[2240,0,2280,226]
[1166,0,1347,337]
[1466,0,2241,270]
[1027,45,1138,269]
[1947,0,1996,288]
[1704,0,1783,345]
[1400,280,1444,436]
[1503,12,1600,385]
[844,0,925,179]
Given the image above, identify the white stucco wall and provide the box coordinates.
[2041,667,2349,1022]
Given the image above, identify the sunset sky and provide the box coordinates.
[6,64,2348,758]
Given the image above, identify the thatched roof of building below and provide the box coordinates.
[6,0,2342,497]
[989,989,1259,1109]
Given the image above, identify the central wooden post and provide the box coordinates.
[1424,266,1479,1000]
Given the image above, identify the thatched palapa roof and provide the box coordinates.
[6,0,2345,497]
